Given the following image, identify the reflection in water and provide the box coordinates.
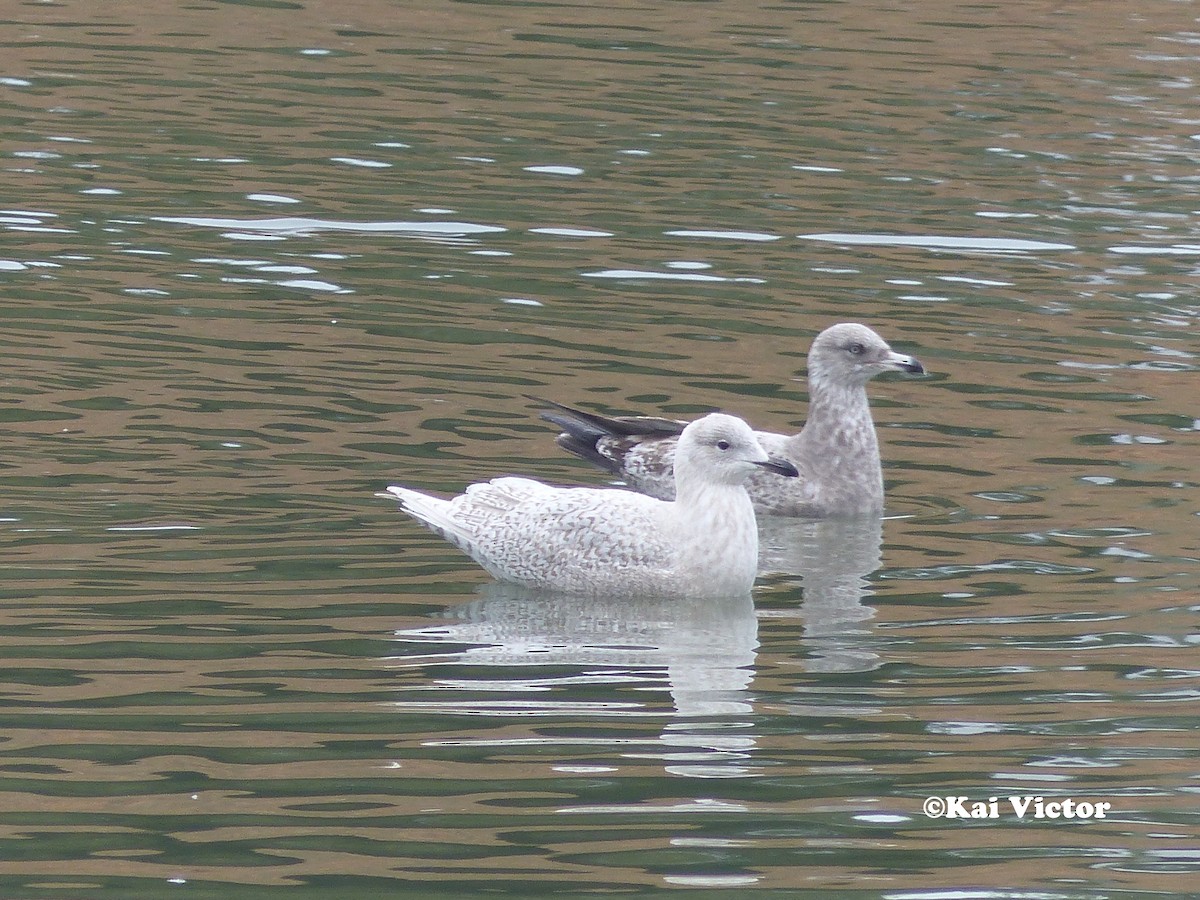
[389,584,760,777]
[759,516,884,673]
[388,518,886,778]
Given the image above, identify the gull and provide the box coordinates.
[535,322,924,518]
[378,413,798,598]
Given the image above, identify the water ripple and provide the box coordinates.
[799,233,1077,252]
[156,215,507,237]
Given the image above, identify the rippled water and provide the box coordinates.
[3,1,1199,896]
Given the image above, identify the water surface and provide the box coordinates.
[2,0,1199,896]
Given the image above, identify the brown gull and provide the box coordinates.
[535,322,925,518]
[378,413,798,598]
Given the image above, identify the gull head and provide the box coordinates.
[675,413,799,486]
[809,322,925,387]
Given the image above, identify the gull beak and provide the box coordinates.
[887,351,925,375]
[754,456,800,478]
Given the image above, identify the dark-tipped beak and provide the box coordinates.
[754,456,800,478]
[895,354,925,375]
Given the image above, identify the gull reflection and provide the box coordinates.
[758,515,885,673]
[388,584,760,777]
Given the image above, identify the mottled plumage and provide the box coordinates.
[537,323,925,518]
[378,413,798,598]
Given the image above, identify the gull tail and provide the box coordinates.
[377,485,478,556]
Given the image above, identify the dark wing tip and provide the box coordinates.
[554,433,622,474]
[526,395,687,439]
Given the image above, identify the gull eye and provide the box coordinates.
[848,342,865,355]
[716,439,731,451]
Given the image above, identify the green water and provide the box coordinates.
[1,0,1198,896]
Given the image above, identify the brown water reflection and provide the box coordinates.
[2,0,1199,896]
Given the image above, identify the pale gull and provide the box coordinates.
[535,322,925,518]
[377,413,799,598]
